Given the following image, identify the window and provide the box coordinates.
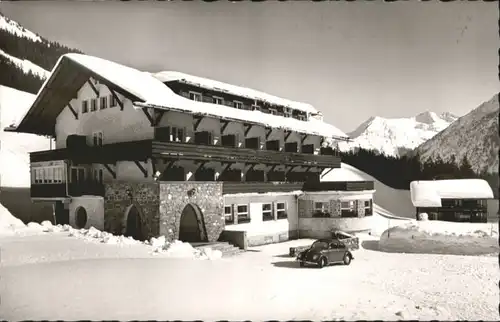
[92,131,103,146]
[276,202,287,219]
[90,98,98,112]
[213,96,224,105]
[313,202,329,217]
[156,126,185,143]
[81,100,89,113]
[284,107,292,118]
[341,201,357,218]
[234,101,243,109]
[269,108,278,115]
[109,94,117,108]
[189,92,202,102]
[364,200,372,216]
[236,205,250,224]
[100,96,108,109]
[251,104,261,111]
[262,203,273,221]
[224,206,234,225]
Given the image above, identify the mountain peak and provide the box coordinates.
[414,111,440,124]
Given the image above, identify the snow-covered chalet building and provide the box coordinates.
[6,54,376,249]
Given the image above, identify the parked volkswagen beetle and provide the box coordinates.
[296,238,354,268]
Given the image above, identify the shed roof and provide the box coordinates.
[410,179,495,207]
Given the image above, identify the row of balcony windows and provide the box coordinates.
[173,87,310,122]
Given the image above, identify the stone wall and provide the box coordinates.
[103,181,160,240]
[159,182,224,242]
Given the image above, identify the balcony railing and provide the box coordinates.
[31,182,105,198]
[303,181,375,192]
[222,182,303,195]
[152,140,340,168]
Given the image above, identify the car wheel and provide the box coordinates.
[343,253,352,266]
[317,257,327,268]
[299,261,305,267]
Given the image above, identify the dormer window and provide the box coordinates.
[189,92,202,102]
[284,107,292,118]
[213,96,224,105]
[234,101,243,109]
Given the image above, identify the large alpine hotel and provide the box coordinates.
[6,54,376,249]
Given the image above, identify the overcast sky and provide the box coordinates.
[1,0,498,133]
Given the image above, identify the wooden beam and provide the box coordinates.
[141,107,154,125]
[304,166,312,173]
[301,134,308,144]
[103,164,116,179]
[246,164,256,172]
[217,163,232,181]
[269,164,277,173]
[220,120,230,135]
[108,87,124,111]
[153,111,165,126]
[286,166,298,175]
[320,138,325,146]
[320,167,333,179]
[265,127,273,140]
[194,116,204,131]
[195,161,207,173]
[244,123,253,136]
[284,130,292,142]
[151,158,157,177]
[134,161,148,178]
[67,102,78,120]
[87,79,99,97]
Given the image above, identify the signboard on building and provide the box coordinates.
[31,160,66,168]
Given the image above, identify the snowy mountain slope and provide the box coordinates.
[0,85,51,187]
[0,13,42,42]
[0,48,49,79]
[338,112,458,157]
[416,93,499,174]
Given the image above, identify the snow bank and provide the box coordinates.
[0,49,50,79]
[0,202,26,232]
[4,221,222,260]
[0,14,42,42]
[379,220,499,256]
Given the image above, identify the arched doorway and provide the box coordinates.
[124,205,145,241]
[179,203,207,243]
[75,206,88,229]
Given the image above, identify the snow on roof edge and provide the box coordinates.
[410,179,495,208]
[154,71,318,115]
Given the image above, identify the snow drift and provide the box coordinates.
[379,220,499,256]
[0,202,26,232]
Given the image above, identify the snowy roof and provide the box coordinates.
[154,71,319,115]
[410,179,495,207]
[8,53,348,140]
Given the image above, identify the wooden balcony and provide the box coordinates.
[31,182,105,198]
[222,182,303,195]
[30,140,153,163]
[152,141,340,168]
[31,139,341,169]
[303,181,375,192]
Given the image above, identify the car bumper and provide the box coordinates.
[296,258,319,265]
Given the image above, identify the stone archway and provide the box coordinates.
[179,203,208,243]
[124,204,145,241]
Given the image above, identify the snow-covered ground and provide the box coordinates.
[1,205,499,321]
[0,229,497,320]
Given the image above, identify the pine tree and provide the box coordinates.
[459,155,476,179]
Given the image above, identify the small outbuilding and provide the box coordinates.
[410,179,494,222]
